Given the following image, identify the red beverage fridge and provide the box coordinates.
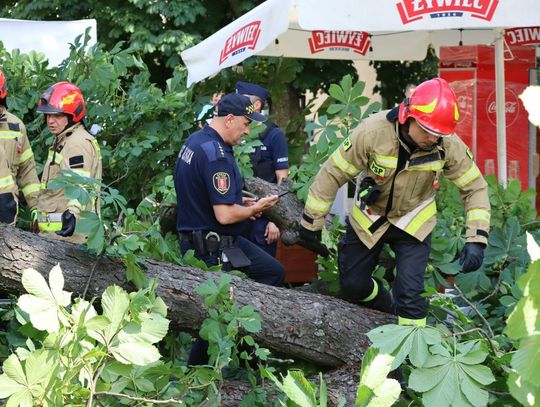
[439,45,537,189]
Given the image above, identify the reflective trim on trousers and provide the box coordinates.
[398,316,426,327]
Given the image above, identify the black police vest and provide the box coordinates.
[250,122,278,183]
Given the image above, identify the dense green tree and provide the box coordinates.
[371,47,439,107]
[3,0,357,150]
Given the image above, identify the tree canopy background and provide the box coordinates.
[1,0,438,204]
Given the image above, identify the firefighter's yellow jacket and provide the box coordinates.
[0,108,40,213]
[37,122,101,233]
[301,110,490,249]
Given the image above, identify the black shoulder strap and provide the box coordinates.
[369,144,410,234]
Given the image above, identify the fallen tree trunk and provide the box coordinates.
[0,224,393,367]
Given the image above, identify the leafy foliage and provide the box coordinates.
[504,234,540,405]
[289,74,381,201]
[196,274,269,371]
[355,348,401,407]
[0,265,176,406]
[267,370,334,407]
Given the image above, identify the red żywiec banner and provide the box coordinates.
[308,31,370,55]
[396,0,499,25]
[505,26,540,46]
[219,21,261,65]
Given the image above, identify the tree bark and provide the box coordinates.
[0,224,393,367]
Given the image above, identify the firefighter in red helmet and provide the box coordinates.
[0,68,40,226]
[300,77,490,328]
[36,81,102,244]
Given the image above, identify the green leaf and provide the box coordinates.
[25,349,56,389]
[460,373,489,407]
[507,371,540,406]
[350,81,366,101]
[506,260,540,339]
[319,372,328,407]
[17,266,72,333]
[3,354,26,385]
[150,297,168,318]
[111,341,161,366]
[510,334,540,385]
[356,348,401,407]
[85,316,111,331]
[329,83,346,103]
[327,103,345,115]
[282,370,317,407]
[237,306,262,333]
[460,364,495,386]
[5,388,32,407]
[71,299,98,327]
[358,348,393,389]
[409,344,494,407]
[368,324,441,368]
[0,374,25,398]
[118,313,169,344]
[134,377,155,392]
[196,278,218,297]
[101,285,130,331]
[21,266,70,305]
[123,253,148,289]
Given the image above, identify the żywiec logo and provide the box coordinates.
[219,21,261,65]
[505,27,540,46]
[308,31,370,55]
[396,0,499,25]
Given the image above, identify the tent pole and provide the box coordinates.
[495,28,507,187]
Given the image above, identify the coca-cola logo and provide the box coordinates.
[486,89,520,127]
[487,101,517,114]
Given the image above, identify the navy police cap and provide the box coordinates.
[235,81,269,102]
[216,93,266,122]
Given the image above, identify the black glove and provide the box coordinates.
[358,177,381,209]
[56,210,76,237]
[299,225,321,243]
[459,242,485,273]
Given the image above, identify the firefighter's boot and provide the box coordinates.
[361,278,395,314]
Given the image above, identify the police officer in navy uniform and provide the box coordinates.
[174,92,285,365]
[236,81,289,257]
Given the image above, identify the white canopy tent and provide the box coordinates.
[0,18,97,66]
[181,0,540,185]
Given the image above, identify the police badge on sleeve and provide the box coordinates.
[213,172,231,194]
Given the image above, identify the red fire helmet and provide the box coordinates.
[37,81,86,122]
[0,69,7,100]
[398,78,459,137]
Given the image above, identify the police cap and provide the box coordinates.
[215,93,266,122]
[235,81,269,102]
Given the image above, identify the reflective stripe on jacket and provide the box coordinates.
[37,122,102,219]
[0,110,40,210]
[37,211,63,232]
[301,110,490,249]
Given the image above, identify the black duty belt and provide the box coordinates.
[179,230,235,255]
